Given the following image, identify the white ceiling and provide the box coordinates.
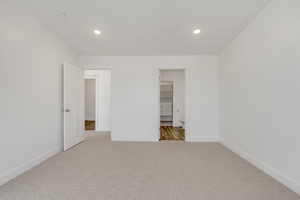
[21,0,270,55]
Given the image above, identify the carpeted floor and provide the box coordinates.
[0,134,299,200]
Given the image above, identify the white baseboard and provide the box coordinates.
[111,136,158,142]
[0,146,61,186]
[186,137,219,142]
[85,131,110,135]
[221,141,300,195]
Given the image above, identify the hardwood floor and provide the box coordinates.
[160,126,185,141]
[85,120,95,131]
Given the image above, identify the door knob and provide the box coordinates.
[65,109,71,112]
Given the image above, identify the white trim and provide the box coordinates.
[0,146,60,186]
[84,66,112,70]
[186,137,219,142]
[160,81,173,86]
[84,74,97,79]
[95,74,99,130]
[95,70,111,131]
[84,131,110,135]
[111,136,159,142]
[221,141,300,195]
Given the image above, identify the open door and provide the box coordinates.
[63,62,84,151]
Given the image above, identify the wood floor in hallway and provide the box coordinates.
[160,126,185,141]
[85,120,95,131]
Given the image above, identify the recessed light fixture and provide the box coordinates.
[193,29,201,35]
[93,29,101,35]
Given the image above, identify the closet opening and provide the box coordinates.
[159,69,185,141]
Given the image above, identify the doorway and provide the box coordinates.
[159,69,185,141]
[84,79,96,131]
[84,69,111,132]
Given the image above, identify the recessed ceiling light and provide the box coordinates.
[93,29,101,35]
[193,29,201,35]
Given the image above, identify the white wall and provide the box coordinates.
[95,70,111,131]
[80,56,219,142]
[160,70,185,127]
[220,0,300,194]
[84,79,96,121]
[0,1,78,185]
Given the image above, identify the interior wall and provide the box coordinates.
[96,70,111,131]
[84,79,96,121]
[80,56,219,142]
[0,1,78,185]
[220,0,300,194]
[160,70,185,127]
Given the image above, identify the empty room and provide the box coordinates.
[0,0,300,199]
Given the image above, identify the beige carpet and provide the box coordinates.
[0,134,299,200]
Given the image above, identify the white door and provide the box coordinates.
[63,62,84,151]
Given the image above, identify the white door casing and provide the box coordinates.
[84,69,111,131]
[96,70,111,131]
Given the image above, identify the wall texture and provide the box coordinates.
[220,0,300,194]
[0,1,78,185]
[80,56,219,142]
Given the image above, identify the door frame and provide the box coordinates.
[157,67,187,141]
[84,74,97,132]
[84,67,112,133]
